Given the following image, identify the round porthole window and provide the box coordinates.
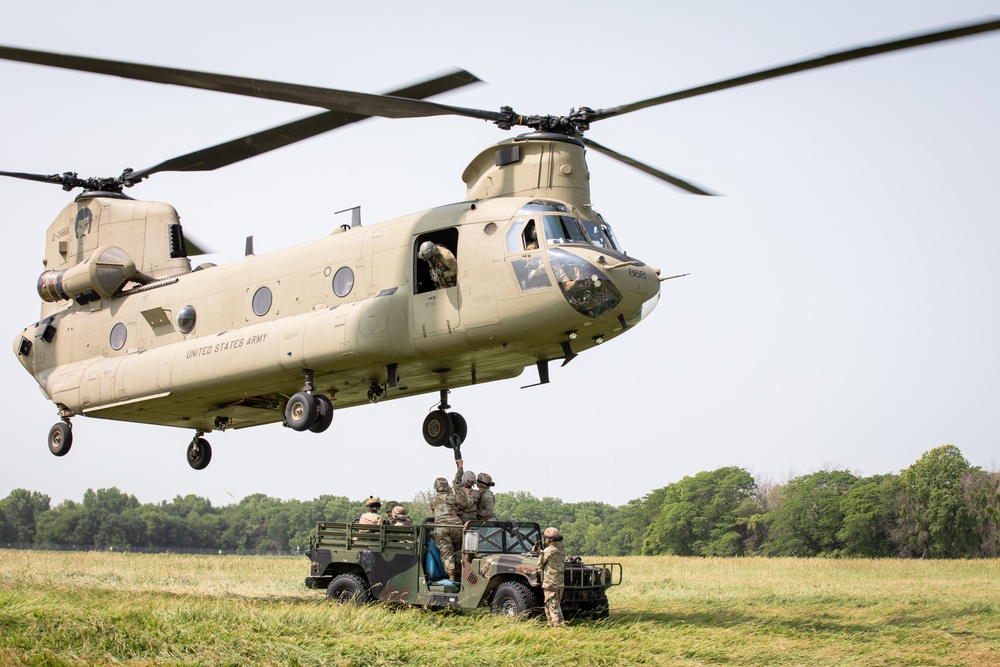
[252,286,272,317]
[110,322,127,351]
[177,305,196,334]
[333,266,355,297]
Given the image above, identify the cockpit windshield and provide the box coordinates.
[516,200,622,253]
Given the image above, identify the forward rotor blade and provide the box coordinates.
[0,170,64,186]
[588,17,1000,122]
[127,68,480,182]
[582,138,716,196]
[0,44,504,123]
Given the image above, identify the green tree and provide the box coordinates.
[0,489,50,544]
[893,445,977,558]
[961,469,1000,557]
[764,470,859,557]
[837,474,899,557]
[642,467,757,556]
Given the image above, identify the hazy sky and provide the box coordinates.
[1,1,998,510]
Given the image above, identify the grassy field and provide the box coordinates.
[0,550,997,666]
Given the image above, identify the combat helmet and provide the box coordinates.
[543,526,563,541]
[391,505,408,518]
[462,470,477,487]
[418,241,438,260]
[434,477,450,492]
[365,496,381,510]
[476,472,494,487]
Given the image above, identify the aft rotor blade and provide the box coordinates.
[582,138,716,196]
[0,45,504,123]
[127,68,481,182]
[588,17,1000,122]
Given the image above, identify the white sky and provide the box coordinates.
[1,1,998,510]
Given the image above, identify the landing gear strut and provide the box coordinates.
[422,390,467,449]
[284,369,334,433]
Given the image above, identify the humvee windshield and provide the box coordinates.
[474,522,541,554]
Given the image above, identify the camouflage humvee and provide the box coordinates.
[305,520,622,617]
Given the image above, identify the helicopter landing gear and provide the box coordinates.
[309,394,334,433]
[48,420,72,457]
[422,390,466,449]
[187,432,212,470]
[285,391,318,431]
[284,369,334,433]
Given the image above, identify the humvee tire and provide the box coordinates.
[490,581,538,616]
[326,573,370,605]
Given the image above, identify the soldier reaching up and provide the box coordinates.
[429,477,464,582]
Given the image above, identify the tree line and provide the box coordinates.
[2,445,997,558]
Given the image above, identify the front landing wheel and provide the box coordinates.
[48,422,72,457]
[187,437,212,470]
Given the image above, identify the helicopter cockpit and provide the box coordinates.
[507,200,626,319]
[515,200,623,253]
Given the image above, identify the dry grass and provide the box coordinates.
[1,550,997,666]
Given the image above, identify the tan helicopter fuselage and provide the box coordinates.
[13,135,662,434]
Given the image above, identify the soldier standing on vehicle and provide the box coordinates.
[536,526,566,628]
[430,477,464,582]
[453,459,480,524]
[358,496,384,525]
[476,472,497,521]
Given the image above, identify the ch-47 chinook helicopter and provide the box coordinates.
[3,18,999,470]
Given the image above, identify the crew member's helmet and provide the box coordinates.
[418,241,438,260]
[476,472,494,487]
[391,505,408,518]
[543,526,563,541]
[365,496,381,510]
[434,477,450,492]
[462,470,477,486]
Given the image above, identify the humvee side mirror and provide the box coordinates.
[462,530,480,553]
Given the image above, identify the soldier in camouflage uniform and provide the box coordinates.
[389,504,412,526]
[358,496,384,525]
[453,459,480,524]
[536,526,566,627]
[418,241,458,290]
[476,472,496,521]
[429,477,464,581]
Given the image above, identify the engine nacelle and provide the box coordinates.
[37,245,137,303]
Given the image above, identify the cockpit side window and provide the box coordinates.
[523,220,539,250]
[505,220,525,253]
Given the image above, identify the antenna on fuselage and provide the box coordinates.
[335,206,362,228]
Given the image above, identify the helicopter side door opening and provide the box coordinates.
[413,229,459,295]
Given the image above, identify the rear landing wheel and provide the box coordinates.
[422,410,454,447]
[285,391,318,431]
[309,395,334,433]
[448,412,468,446]
[187,437,212,470]
[48,422,72,457]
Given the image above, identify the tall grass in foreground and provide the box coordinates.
[1,550,997,666]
